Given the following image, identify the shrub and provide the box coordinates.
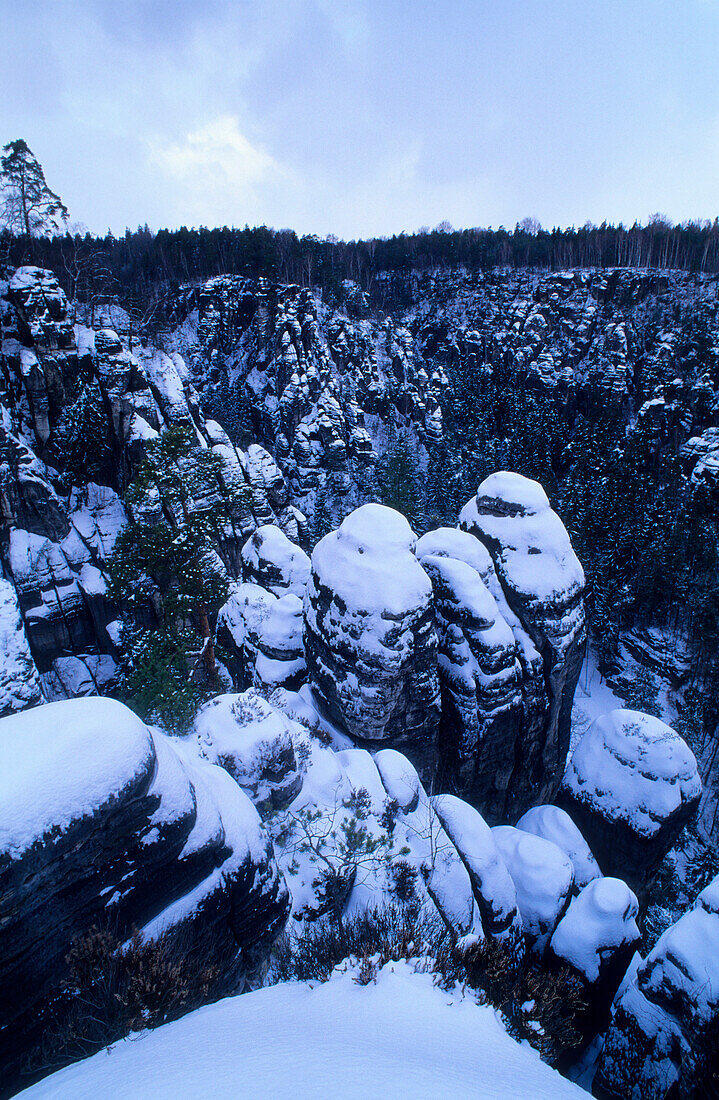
[31,924,222,1077]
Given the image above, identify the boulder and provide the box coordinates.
[0,697,289,1092]
[561,709,701,896]
[596,876,719,1099]
[304,504,440,777]
[491,825,573,956]
[194,690,303,814]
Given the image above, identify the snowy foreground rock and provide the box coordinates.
[0,697,289,1092]
[20,961,584,1100]
[561,708,701,895]
[596,875,719,1098]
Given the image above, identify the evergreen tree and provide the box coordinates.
[376,434,424,530]
[0,139,68,236]
[52,380,112,488]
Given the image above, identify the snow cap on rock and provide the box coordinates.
[563,709,701,838]
[550,877,640,982]
[311,503,431,617]
[491,824,574,955]
[516,804,601,890]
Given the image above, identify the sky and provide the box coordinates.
[2,0,719,239]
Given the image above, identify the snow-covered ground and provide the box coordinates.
[21,961,583,1100]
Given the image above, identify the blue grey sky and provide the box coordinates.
[2,0,718,238]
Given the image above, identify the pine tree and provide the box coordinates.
[0,139,68,236]
[376,434,424,530]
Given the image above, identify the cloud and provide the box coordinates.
[148,116,286,227]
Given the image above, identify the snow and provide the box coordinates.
[0,578,43,714]
[194,691,300,805]
[640,884,719,1025]
[492,825,574,954]
[550,878,639,981]
[310,503,432,617]
[433,795,519,935]
[461,472,585,607]
[415,526,494,578]
[241,524,310,597]
[515,805,601,890]
[563,709,701,837]
[20,961,584,1100]
[0,698,154,859]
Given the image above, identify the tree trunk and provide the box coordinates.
[197,605,217,680]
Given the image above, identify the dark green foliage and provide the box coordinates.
[618,664,661,717]
[0,139,68,237]
[115,626,204,733]
[52,380,113,488]
[376,433,425,530]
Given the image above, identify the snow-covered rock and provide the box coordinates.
[304,504,440,776]
[216,582,306,692]
[433,794,524,952]
[0,697,289,1090]
[597,875,719,1099]
[415,528,526,819]
[491,825,573,956]
[561,709,701,894]
[515,804,601,890]
[194,691,303,814]
[0,578,44,716]
[240,524,310,597]
[548,877,640,1043]
[458,474,586,813]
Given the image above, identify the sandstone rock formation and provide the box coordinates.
[240,523,310,597]
[547,877,640,1045]
[0,697,289,1093]
[304,503,440,776]
[194,691,303,815]
[596,876,719,1099]
[491,825,574,956]
[561,709,701,896]
[515,804,601,890]
[415,525,541,820]
[459,472,586,812]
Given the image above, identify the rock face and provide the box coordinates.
[561,709,701,896]
[0,578,44,717]
[596,876,719,1099]
[432,794,524,954]
[0,697,289,1092]
[415,526,542,820]
[0,267,306,708]
[460,473,586,814]
[304,504,440,777]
